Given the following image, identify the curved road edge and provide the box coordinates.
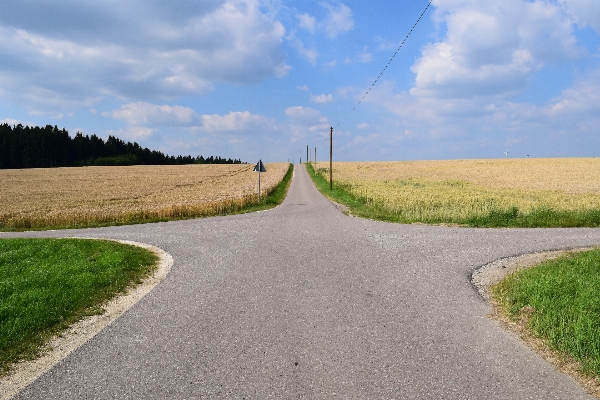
[471,246,600,399]
[0,239,174,400]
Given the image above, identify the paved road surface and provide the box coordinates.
[6,164,600,399]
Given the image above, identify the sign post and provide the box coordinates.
[253,159,267,202]
[329,127,333,189]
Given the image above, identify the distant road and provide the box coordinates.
[7,164,600,399]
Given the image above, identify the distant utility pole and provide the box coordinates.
[329,126,333,189]
[307,145,309,164]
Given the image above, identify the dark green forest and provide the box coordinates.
[0,124,243,169]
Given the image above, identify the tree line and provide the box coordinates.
[0,124,243,169]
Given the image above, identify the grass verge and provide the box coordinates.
[491,248,600,381]
[1,163,294,232]
[466,207,600,228]
[306,163,600,228]
[236,162,294,213]
[0,238,158,375]
[305,163,398,221]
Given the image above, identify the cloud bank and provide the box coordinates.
[0,0,289,113]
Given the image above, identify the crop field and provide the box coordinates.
[0,163,289,230]
[313,158,600,227]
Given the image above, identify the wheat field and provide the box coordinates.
[0,163,289,230]
[317,158,600,224]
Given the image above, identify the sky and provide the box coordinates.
[1,0,599,163]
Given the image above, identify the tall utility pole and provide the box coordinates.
[307,145,309,164]
[329,126,333,189]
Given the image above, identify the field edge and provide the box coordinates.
[305,162,600,228]
[0,163,294,232]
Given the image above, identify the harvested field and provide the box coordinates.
[0,163,289,230]
[314,158,600,226]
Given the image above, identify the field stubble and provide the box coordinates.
[0,163,289,230]
[315,158,600,226]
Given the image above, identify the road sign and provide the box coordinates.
[253,160,266,202]
[253,160,266,173]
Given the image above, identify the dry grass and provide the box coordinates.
[318,158,600,224]
[0,163,289,230]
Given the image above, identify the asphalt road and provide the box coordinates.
[6,164,600,399]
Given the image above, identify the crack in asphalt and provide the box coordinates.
[4,164,600,399]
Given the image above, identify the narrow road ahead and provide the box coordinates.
[7,165,600,399]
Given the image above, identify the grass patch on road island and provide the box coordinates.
[491,248,600,380]
[0,238,158,375]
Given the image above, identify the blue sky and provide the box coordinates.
[1,0,599,163]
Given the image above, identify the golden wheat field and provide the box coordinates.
[319,158,600,223]
[0,163,289,230]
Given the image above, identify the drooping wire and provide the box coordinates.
[335,0,433,128]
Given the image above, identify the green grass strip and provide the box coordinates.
[0,238,158,375]
[466,207,600,228]
[306,163,600,228]
[305,163,393,219]
[239,162,294,212]
[492,249,600,377]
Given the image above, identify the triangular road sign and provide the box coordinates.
[253,160,266,173]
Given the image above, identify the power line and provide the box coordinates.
[335,1,433,128]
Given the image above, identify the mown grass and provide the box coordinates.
[0,238,158,375]
[1,163,294,232]
[306,163,600,228]
[491,248,600,379]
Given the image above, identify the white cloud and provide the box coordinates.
[360,64,600,159]
[322,3,354,38]
[1,118,30,126]
[106,127,155,140]
[285,106,330,142]
[358,52,372,63]
[285,106,322,121]
[293,2,354,39]
[545,68,600,118]
[106,102,199,127]
[413,0,583,99]
[311,93,333,104]
[106,102,277,137]
[344,47,372,64]
[295,40,318,65]
[200,111,277,132]
[0,0,289,113]
[559,0,600,34]
[297,12,316,33]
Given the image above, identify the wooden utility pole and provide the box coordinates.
[307,145,309,164]
[329,127,333,189]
